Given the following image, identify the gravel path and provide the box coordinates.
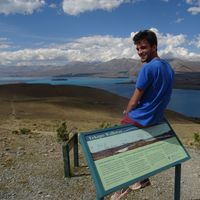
[0,128,200,200]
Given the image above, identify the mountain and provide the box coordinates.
[168,59,200,73]
[0,58,199,78]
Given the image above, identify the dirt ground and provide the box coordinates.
[0,84,200,200]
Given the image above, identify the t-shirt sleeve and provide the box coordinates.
[135,65,153,90]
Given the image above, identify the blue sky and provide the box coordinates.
[0,0,200,67]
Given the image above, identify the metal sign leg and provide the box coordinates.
[174,164,181,200]
[96,197,104,200]
[74,133,79,167]
[62,144,71,177]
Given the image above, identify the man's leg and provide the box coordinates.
[120,114,143,127]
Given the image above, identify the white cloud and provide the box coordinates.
[190,34,200,48]
[175,18,184,23]
[195,35,200,48]
[0,35,134,66]
[158,33,186,48]
[148,28,198,60]
[49,4,57,9]
[0,38,11,49]
[0,0,45,15]
[186,0,200,15]
[0,29,200,66]
[61,35,134,61]
[49,3,57,8]
[62,0,131,15]
[0,48,67,66]
[187,6,200,14]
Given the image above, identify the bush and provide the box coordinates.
[12,128,31,135]
[193,132,200,147]
[19,128,32,135]
[56,122,70,142]
[12,130,19,134]
[98,121,117,129]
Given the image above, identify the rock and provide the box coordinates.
[48,148,55,153]
[5,155,13,163]
[18,147,25,151]
[17,151,26,156]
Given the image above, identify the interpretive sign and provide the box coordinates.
[79,121,190,200]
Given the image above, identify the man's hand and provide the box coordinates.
[123,110,127,115]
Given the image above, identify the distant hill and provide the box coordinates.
[0,58,199,78]
[168,59,200,73]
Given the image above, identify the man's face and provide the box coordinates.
[135,39,156,63]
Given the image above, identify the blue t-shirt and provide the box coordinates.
[128,58,174,126]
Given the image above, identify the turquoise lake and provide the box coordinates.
[1,77,200,118]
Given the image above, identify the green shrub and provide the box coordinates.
[98,121,117,129]
[193,132,200,146]
[19,128,31,135]
[12,128,31,135]
[12,130,19,134]
[56,122,70,142]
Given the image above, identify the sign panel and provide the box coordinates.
[79,121,190,199]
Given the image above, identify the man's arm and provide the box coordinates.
[125,88,144,114]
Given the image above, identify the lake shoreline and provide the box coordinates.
[0,82,199,122]
[1,81,200,120]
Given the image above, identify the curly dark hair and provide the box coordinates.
[133,30,157,47]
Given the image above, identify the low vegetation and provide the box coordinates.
[56,122,69,142]
[98,121,117,129]
[12,128,32,135]
[56,122,77,142]
[193,132,200,148]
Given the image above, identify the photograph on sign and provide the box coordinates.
[87,123,175,161]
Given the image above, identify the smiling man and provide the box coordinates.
[122,29,174,127]
[111,30,174,200]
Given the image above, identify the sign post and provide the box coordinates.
[174,164,181,200]
[62,133,79,177]
[79,121,190,199]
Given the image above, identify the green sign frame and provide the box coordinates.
[79,121,190,200]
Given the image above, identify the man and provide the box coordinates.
[111,30,174,200]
